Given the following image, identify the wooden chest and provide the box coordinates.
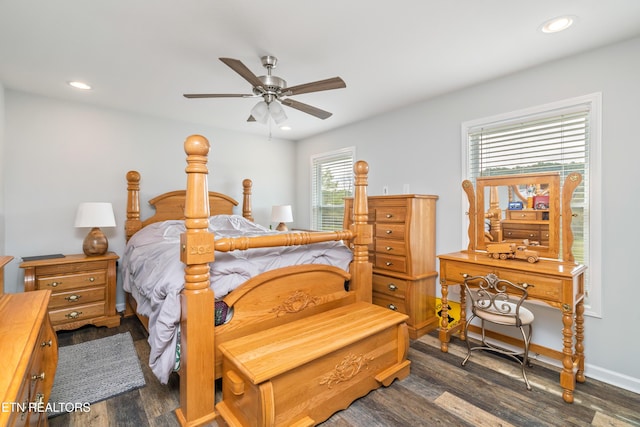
[216,302,410,427]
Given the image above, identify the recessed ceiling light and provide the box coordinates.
[540,16,575,34]
[279,126,292,131]
[68,81,92,90]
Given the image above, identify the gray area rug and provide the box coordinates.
[48,332,146,417]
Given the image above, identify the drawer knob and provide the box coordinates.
[388,284,398,291]
[385,230,392,234]
[66,311,82,319]
[385,262,393,266]
[65,294,81,302]
[89,276,96,282]
[41,339,52,347]
[388,304,398,311]
[386,213,393,218]
[529,233,535,237]
[385,246,393,251]
[31,372,45,381]
[48,281,61,287]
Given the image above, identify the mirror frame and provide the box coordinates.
[473,172,561,258]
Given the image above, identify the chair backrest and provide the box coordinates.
[462,273,531,327]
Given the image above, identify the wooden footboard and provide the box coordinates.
[128,134,371,427]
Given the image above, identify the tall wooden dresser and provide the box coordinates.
[344,194,439,338]
[1,256,58,426]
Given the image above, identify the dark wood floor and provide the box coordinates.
[49,316,640,427]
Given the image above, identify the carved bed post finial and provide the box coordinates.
[175,134,217,426]
[125,171,142,242]
[350,160,373,303]
[242,179,254,222]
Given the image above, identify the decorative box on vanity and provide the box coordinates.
[344,194,439,339]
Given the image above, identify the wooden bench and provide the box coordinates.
[216,301,411,427]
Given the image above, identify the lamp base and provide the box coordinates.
[275,222,288,232]
[83,227,109,256]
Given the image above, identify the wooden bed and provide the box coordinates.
[124,135,394,426]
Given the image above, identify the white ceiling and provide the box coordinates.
[2,1,640,141]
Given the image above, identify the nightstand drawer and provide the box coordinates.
[48,302,106,325]
[373,274,408,298]
[48,286,105,309]
[36,270,106,292]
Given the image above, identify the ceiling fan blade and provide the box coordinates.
[183,93,254,99]
[219,57,264,89]
[282,77,346,96]
[281,99,332,120]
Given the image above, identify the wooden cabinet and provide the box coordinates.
[345,194,438,338]
[0,287,58,426]
[21,253,120,331]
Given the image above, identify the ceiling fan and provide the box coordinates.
[183,56,346,124]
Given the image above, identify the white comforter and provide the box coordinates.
[122,215,353,383]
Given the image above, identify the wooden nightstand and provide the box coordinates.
[20,252,121,331]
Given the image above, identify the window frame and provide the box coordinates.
[461,93,602,317]
[309,147,356,231]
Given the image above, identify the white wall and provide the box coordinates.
[2,90,295,306]
[296,36,640,392]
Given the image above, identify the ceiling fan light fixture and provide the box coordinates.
[269,101,288,125]
[250,100,269,124]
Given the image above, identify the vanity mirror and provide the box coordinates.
[462,171,581,261]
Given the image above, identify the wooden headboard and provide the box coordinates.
[125,170,253,241]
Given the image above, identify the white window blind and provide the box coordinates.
[311,148,355,231]
[463,93,601,316]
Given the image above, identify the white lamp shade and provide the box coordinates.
[271,205,293,223]
[74,202,116,228]
[250,101,270,124]
[269,101,288,125]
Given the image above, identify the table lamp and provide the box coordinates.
[271,205,293,232]
[75,202,116,256]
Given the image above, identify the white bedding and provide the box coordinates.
[122,215,353,383]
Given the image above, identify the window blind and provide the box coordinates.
[311,149,354,231]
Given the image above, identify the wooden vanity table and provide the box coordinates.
[438,172,587,403]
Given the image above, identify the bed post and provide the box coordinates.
[350,160,373,303]
[175,135,217,427]
[242,178,254,221]
[125,170,142,242]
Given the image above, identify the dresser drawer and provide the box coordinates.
[375,223,406,240]
[48,286,106,309]
[48,302,106,325]
[506,210,539,221]
[36,270,106,292]
[442,260,563,304]
[373,274,408,298]
[373,293,407,313]
[375,254,407,274]
[375,206,407,223]
[375,238,407,256]
[503,225,540,241]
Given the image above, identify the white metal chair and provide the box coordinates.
[461,273,535,390]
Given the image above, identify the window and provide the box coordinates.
[310,147,355,231]
[462,93,601,316]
